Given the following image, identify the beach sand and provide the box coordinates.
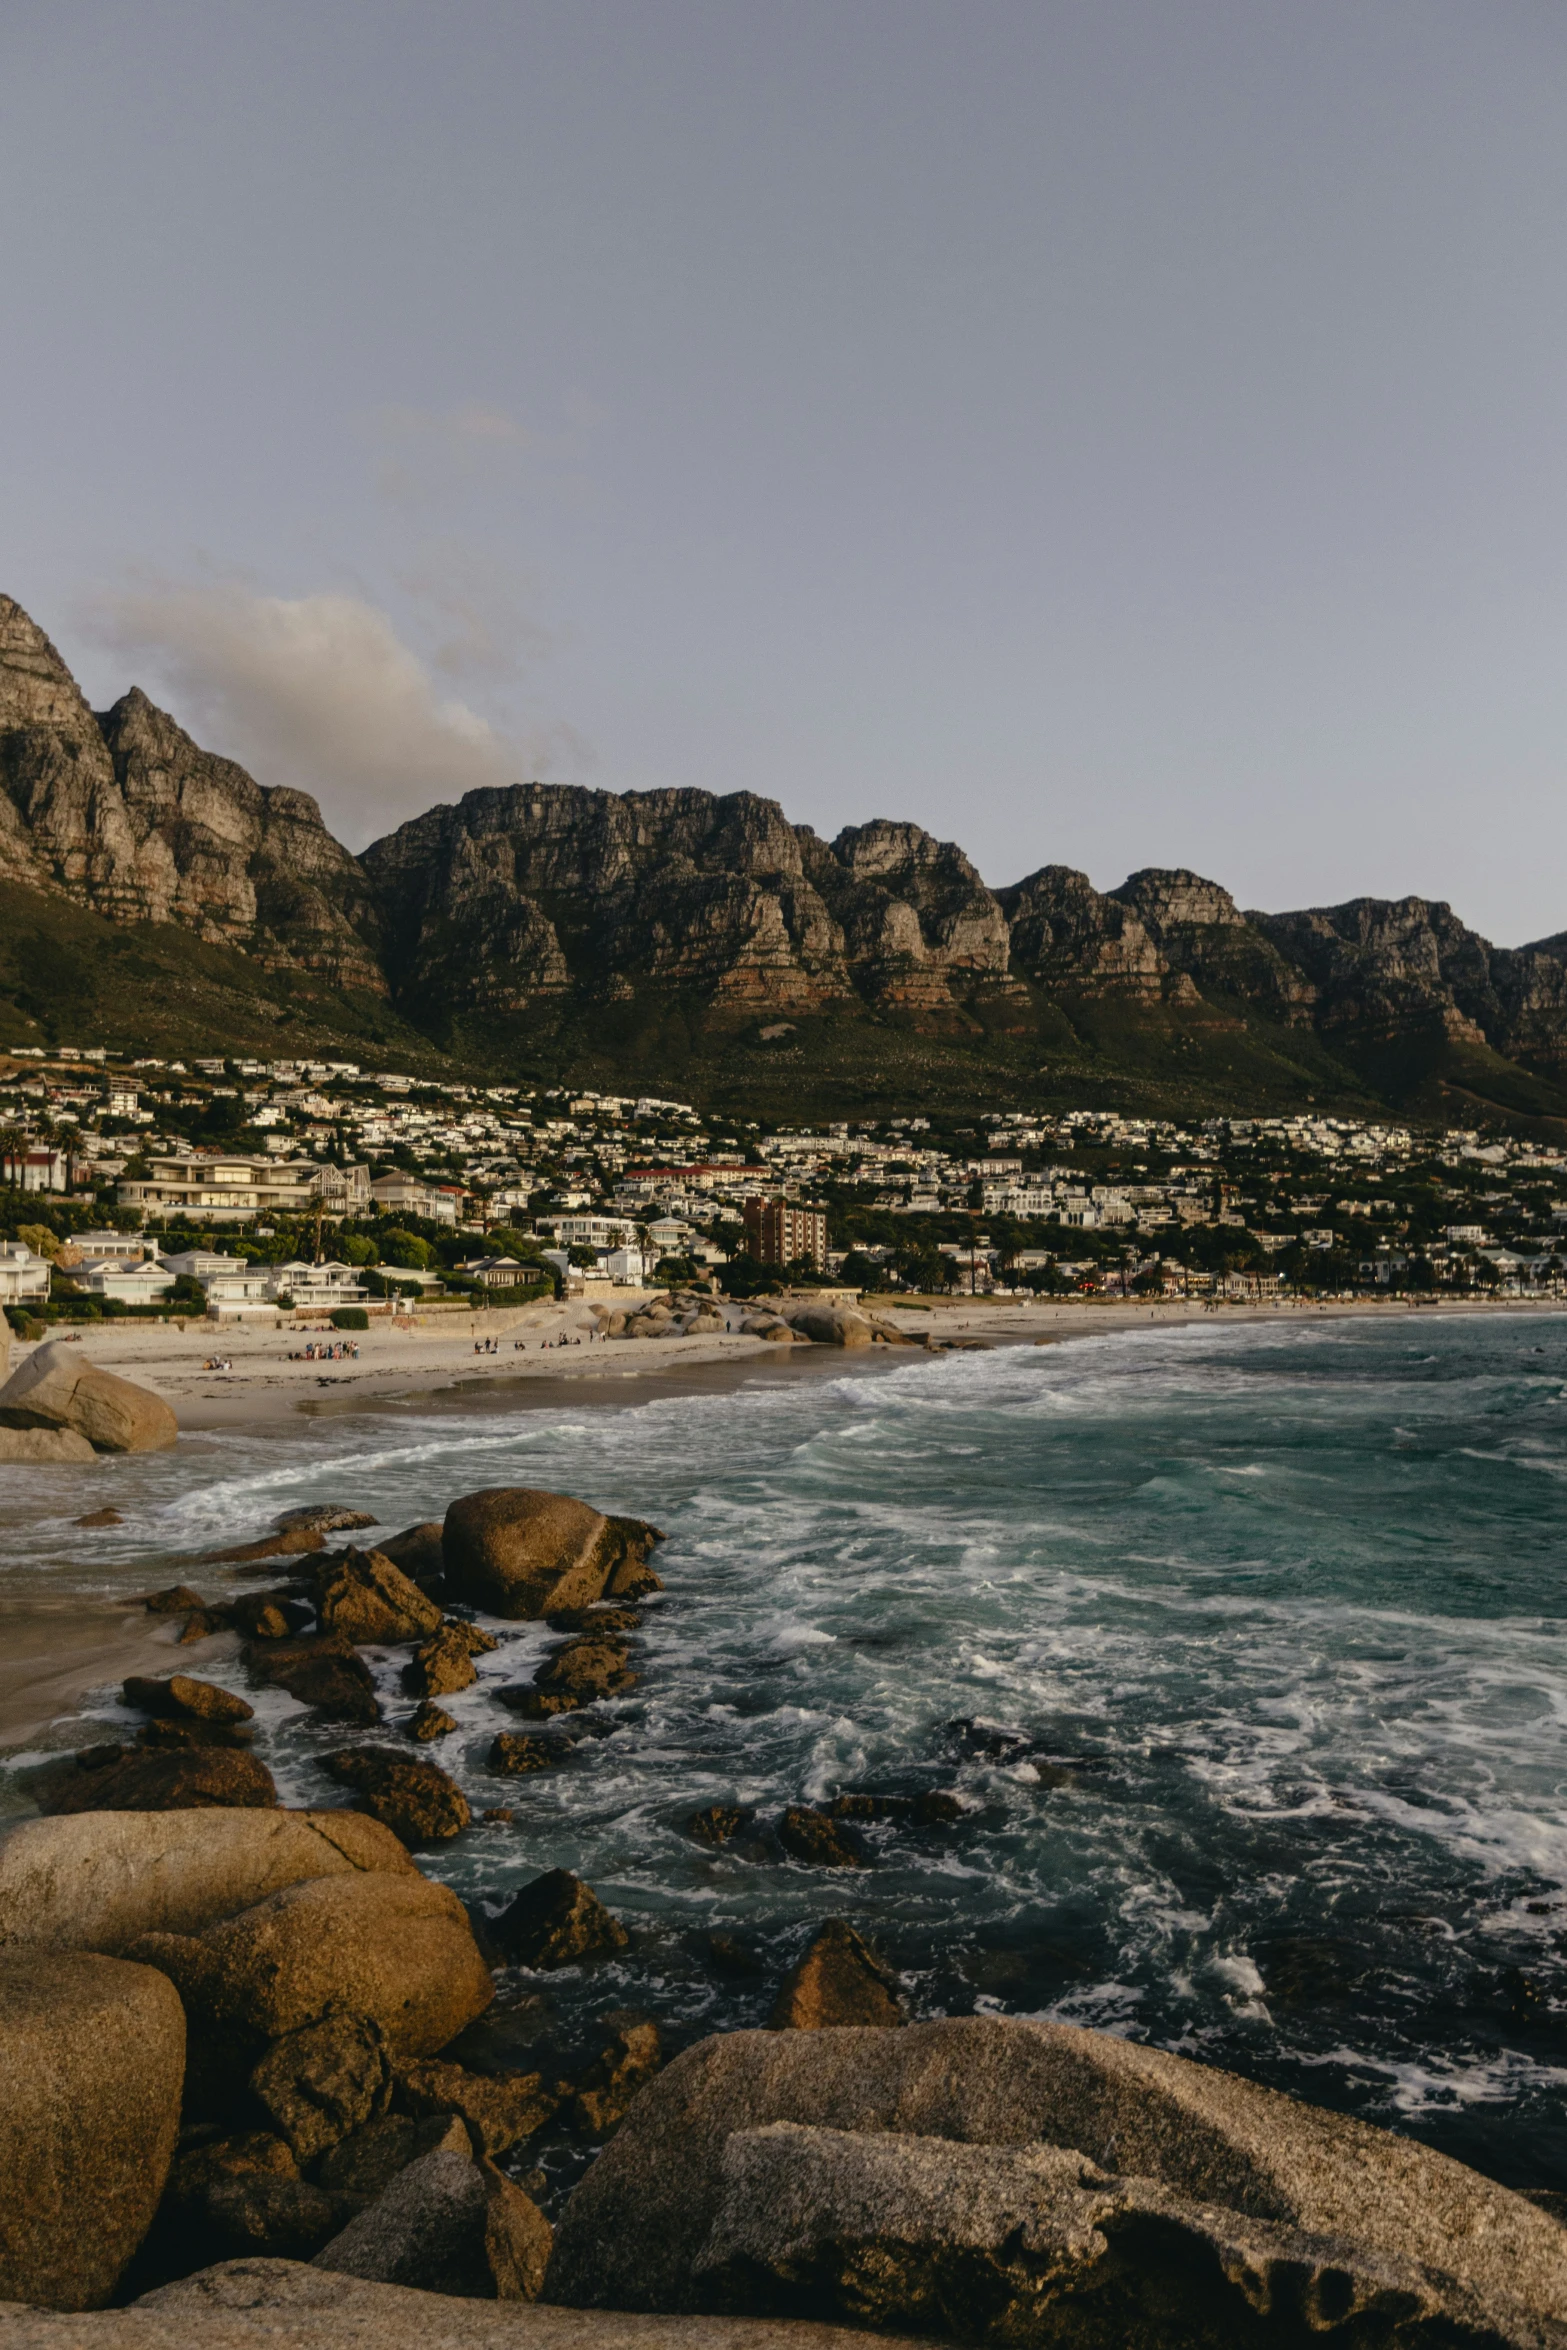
[5,1286,1533,1432]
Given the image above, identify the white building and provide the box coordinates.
[266,1261,369,1312]
[75,1259,176,1306]
[118,1152,319,1221]
[0,1242,51,1305]
[599,1246,646,1285]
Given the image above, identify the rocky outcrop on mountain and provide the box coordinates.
[7,588,1567,1098]
[0,598,383,992]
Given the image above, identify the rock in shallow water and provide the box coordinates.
[34,1743,278,1817]
[771,1922,905,2031]
[324,1747,471,1844]
[314,1549,442,1645]
[0,1342,176,1453]
[441,1485,662,1619]
[488,1869,629,1969]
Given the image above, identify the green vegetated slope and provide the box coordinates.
[0,882,450,1073]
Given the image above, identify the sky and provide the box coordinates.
[3,2,1566,943]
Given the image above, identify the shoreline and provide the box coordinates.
[8,1289,1562,1434]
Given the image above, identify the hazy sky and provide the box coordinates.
[4,2,1566,942]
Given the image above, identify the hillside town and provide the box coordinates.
[2,1042,1565,1329]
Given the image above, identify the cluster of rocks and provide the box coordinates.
[590,1288,729,1342]
[0,1340,177,1464]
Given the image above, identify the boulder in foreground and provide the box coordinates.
[0,1951,185,2310]
[125,1870,493,2111]
[544,2014,1567,2339]
[0,1342,177,1453]
[0,1806,416,1954]
[442,1485,662,1619]
[313,2123,552,2299]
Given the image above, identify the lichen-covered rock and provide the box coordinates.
[0,1342,176,1453]
[250,2013,394,2161]
[34,1743,278,1817]
[545,2017,1567,2333]
[400,1625,476,1699]
[323,1747,470,1845]
[245,1632,380,1725]
[408,1700,457,1742]
[0,1952,185,2310]
[396,2058,558,2156]
[122,1674,254,1725]
[488,1732,556,1775]
[314,1550,442,1645]
[566,2021,662,2139]
[0,1807,417,1954]
[442,1486,662,1619]
[500,1637,634,1717]
[771,1922,904,2031]
[489,1870,629,1969]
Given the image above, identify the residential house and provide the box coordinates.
[118,1153,319,1221]
[0,1241,51,1305]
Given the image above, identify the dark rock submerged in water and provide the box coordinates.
[244,1631,380,1725]
[545,2016,1567,2345]
[771,1922,905,2030]
[489,1869,630,1968]
[323,1747,471,1845]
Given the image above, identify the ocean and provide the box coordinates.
[4,1309,1566,2193]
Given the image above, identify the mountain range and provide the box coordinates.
[4,591,1565,1128]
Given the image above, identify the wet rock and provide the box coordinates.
[246,1632,380,1726]
[136,1584,207,1615]
[0,1808,417,1955]
[407,1700,457,1742]
[324,1747,470,1845]
[686,1805,752,1848]
[314,2125,552,2299]
[771,1922,905,2031]
[489,1870,629,1969]
[0,1951,185,2310]
[251,2013,394,2161]
[443,1619,499,1655]
[176,1608,228,1644]
[275,1505,377,1534]
[489,1732,558,1775]
[707,1933,765,1978]
[122,1673,254,1725]
[566,2021,662,2138]
[375,1521,446,1589]
[400,1625,476,1699]
[544,1604,642,1636]
[544,2015,1567,2331]
[207,1526,326,1564]
[0,1341,177,1453]
[482,1808,513,1825]
[0,1424,101,1462]
[226,1588,312,1639]
[397,2058,558,2155]
[442,1485,663,1620]
[135,1717,254,1753]
[125,1872,493,2112]
[75,1506,124,1527]
[505,1637,636,1720]
[35,1742,278,1816]
[777,1807,864,1868]
[315,1549,443,1645]
[912,1791,964,1824]
[828,1793,910,1821]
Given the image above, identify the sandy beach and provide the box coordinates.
[7,1287,1551,1433]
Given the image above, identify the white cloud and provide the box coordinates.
[85,577,584,847]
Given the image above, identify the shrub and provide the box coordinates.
[331,1306,369,1330]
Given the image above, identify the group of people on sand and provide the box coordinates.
[288,1338,361,1362]
[200,1355,235,1372]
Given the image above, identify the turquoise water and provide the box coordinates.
[5,1310,1567,2191]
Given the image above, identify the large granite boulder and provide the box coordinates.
[34,1743,278,1816]
[126,1871,493,2112]
[0,1807,417,1954]
[313,2125,552,2299]
[0,1952,185,2309]
[0,1342,177,1453]
[691,2121,1564,2348]
[442,1486,663,1619]
[544,2016,1567,2341]
[781,1306,876,1348]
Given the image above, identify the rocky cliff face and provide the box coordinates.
[5,590,1567,1101]
[0,598,385,993]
